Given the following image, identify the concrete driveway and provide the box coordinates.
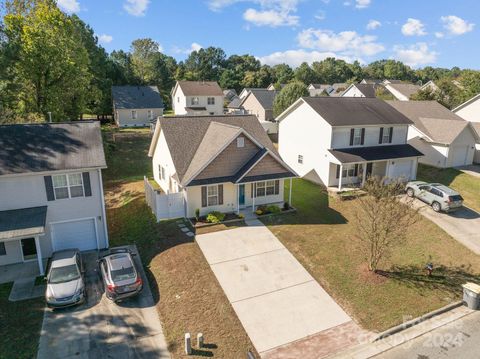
[37,246,170,359]
[411,198,480,255]
[196,220,353,356]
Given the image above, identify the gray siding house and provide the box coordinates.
[0,122,109,275]
[112,86,164,127]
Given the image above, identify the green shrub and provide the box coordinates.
[206,211,226,223]
[266,205,281,214]
[195,208,200,221]
[283,202,290,210]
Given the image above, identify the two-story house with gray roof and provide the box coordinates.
[171,81,224,116]
[277,97,423,190]
[239,89,278,134]
[112,85,164,127]
[148,115,296,217]
[0,121,109,275]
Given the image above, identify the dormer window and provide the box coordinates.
[191,97,199,105]
[237,137,245,148]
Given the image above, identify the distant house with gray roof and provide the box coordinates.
[383,82,421,101]
[341,83,378,98]
[171,81,224,116]
[112,86,164,127]
[387,101,479,167]
[239,89,278,134]
[0,121,109,275]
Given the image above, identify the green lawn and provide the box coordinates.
[417,164,480,213]
[261,179,480,331]
[0,283,45,359]
[104,131,257,358]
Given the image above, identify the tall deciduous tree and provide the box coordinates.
[272,81,308,117]
[130,38,160,84]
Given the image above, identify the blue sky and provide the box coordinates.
[58,0,479,69]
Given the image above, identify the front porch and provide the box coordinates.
[234,178,294,213]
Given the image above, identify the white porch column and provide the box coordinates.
[338,164,343,190]
[362,162,367,187]
[34,236,44,275]
[252,183,256,213]
[289,178,292,205]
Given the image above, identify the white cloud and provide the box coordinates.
[401,18,427,36]
[297,28,384,57]
[355,0,371,9]
[441,15,474,36]
[243,8,299,27]
[97,34,113,44]
[57,0,80,13]
[393,43,437,67]
[123,0,150,17]
[315,11,326,21]
[172,42,203,55]
[435,32,444,38]
[366,20,381,30]
[190,42,203,52]
[258,49,354,67]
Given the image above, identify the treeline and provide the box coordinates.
[1,0,479,123]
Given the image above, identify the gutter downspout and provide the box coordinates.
[98,169,109,249]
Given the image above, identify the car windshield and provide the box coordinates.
[49,264,80,284]
[111,267,136,282]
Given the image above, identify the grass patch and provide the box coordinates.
[261,178,480,332]
[104,132,257,358]
[417,164,480,213]
[0,283,45,359]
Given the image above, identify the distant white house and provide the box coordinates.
[171,81,224,116]
[307,84,330,97]
[453,94,480,163]
[112,86,164,127]
[341,83,377,98]
[277,97,422,189]
[388,101,479,168]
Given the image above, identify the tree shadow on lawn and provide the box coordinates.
[379,264,480,295]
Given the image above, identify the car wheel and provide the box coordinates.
[406,188,415,197]
[432,201,441,212]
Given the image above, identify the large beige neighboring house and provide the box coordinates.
[171,81,224,116]
[239,89,278,134]
[388,101,479,167]
[112,86,164,127]
[148,115,296,217]
[453,94,480,163]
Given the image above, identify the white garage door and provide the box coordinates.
[450,146,468,167]
[51,219,98,252]
[390,159,413,180]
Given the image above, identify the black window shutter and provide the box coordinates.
[274,180,280,195]
[336,165,340,179]
[389,127,393,143]
[82,172,92,197]
[379,127,384,144]
[354,164,359,177]
[201,186,207,207]
[349,128,354,146]
[44,176,55,201]
[361,128,365,145]
[218,184,224,205]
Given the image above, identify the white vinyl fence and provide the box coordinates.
[144,177,185,221]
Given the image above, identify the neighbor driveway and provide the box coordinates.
[37,246,170,359]
[412,199,480,255]
[196,219,353,356]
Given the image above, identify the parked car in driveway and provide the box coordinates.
[45,249,86,309]
[98,248,143,302]
[405,181,464,212]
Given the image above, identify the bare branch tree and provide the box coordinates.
[354,177,418,272]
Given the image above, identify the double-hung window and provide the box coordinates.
[207,97,215,105]
[382,128,390,144]
[207,185,219,206]
[341,164,358,178]
[256,182,266,197]
[353,128,362,145]
[298,155,303,164]
[158,165,166,180]
[131,110,137,120]
[255,180,279,197]
[148,110,153,120]
[191,97,199,105]
[52,173,84,199]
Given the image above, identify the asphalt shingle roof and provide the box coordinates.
[301,97,413,126]
[176,81,223,96]
[386,83,421,99]
[0,121,106,176]
[244,89,277,110]
[329,144,423,164]
[112,86,163,109]
[0,206,47,240]
[386,101,470,144]
[354,84,377,98]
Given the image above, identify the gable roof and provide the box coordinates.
[470,122,480,138]
[452,93,480,113]
[386,100,474,144]
[309,84,330,89]
[149,115,286,186]
[0,121,106,176]
[112,86,163,109]
[241,89,277,110]
[344,84,376,98]
[227,96,242,109]
[175,81,223,96]
[296,97,413,126]
[385,83,421,99]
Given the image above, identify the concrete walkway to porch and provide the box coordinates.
[1,260,47,301]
